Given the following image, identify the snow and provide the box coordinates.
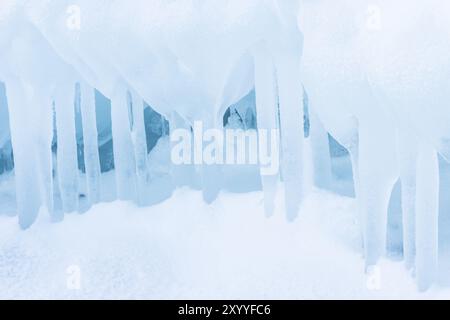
[0,154,449,299]
[0,179,436,299]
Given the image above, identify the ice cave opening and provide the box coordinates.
[1,0,450,297]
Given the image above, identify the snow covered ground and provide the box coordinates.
[1,158,450,299]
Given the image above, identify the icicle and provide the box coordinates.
[200,164,222,204]
[128,89,148,206]
[415,142,439,291]
[169,111,198,188]
[79,82,101,205]
[349,144,364,251]
[5,80,42,228]
[6,82,55,221]
[274,48,304,221]
[337,117,362,249]
[199,118,222,204]
[35,92,55,220]
[0,153,3,175]
[54,83,79,213]
[110,83,137,201]
[309,109,332,190]
[398,129,419,270]
[386,179,403,257]
[253,44,279,216]
[358,118,398,266]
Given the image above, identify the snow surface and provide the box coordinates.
[0,157,450,299]
[0,183,427,299]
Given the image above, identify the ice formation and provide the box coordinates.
[1,0,450,291]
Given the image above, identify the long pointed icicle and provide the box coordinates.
[54,83,79,213]
[35,92,55,220]
[110,84,137,201]
[275,50,304,221]
[398,129,418,270]
[79,82,102,205]
[358,118,398,266]
[349,147,364,251]
[5,80,42,228]
[200,118,222,204]
[415,142,439,291]
[254,44,280,217]
[309,110,332,190]
[169,111,198,188]
[128,90,148,206]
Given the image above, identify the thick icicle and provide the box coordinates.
[169,111,198,188]
[199,119,222,204]
[274,49,304,221]
[358,117,398,266]
[35,92,55,220]
[398,129,419,270]
[253,44,279,216]
[54,83,79,213]
[128,90,148,206]
[0,82,10,159]
[110,84,137,201]
[79,82,102,205]
[387,179,403,257]
[309,109,332,190]
[201,164,222,204]
[415,142,439,291]
[5,80,42,228]
[349,144,364,250]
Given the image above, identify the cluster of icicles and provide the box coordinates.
[1,0,450,291]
